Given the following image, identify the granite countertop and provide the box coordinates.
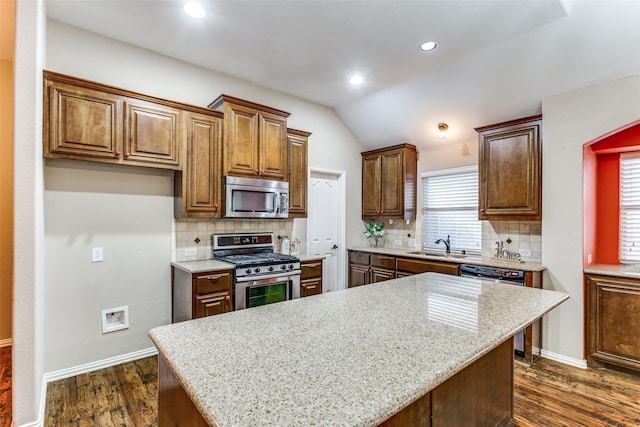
[298,254,327,262]
[585,263,640,279]
[348,246,546,272]
[149,273,568,427]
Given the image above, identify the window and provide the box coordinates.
[620,153,640,263]
[422,166,482,254]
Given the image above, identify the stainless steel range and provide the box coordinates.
[212,232,301,310]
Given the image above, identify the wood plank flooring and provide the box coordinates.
[44,356,640,426]
[0,346,10,427]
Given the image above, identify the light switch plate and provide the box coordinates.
[185,247,197,256]
[91,247,104,263]
[518,248,531,257]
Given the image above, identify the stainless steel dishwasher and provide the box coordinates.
[460,264,526,358]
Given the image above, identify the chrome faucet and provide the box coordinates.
[435,235,451,254]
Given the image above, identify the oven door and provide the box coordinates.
[235,272,301,310]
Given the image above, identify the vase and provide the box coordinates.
[369,236,383,247]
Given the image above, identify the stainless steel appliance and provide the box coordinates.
[224,176,289,218]
[212,232,300,310]
[460,264,526,357]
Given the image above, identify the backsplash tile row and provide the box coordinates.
[172,219,294,262]
[482,221,542,262]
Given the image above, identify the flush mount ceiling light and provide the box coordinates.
[437,123,449,139]
[184,1,206,18]
[350,75,364,85]
[419,41,438,52]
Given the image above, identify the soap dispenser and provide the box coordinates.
[280,236,290,255]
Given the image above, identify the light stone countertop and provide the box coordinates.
[348,246,546,272]
[584,263,640,279]
[297,254,327,262]
[149,273,568,427]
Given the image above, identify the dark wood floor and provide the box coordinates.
[44,355,640,426]
[0,346,11,427]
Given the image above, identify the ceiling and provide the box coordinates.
[45,0,640,150]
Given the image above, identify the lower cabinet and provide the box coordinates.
[586,274,640,371]
[348,250,460,288]
[173,268,233,322]
[301,259,323,297]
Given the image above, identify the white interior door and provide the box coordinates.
[308,170,344,292]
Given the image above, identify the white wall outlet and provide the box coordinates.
[184,247,197,256]
[587,253,593,264]
[394,239,402,247]
[518,248,532,258]
[91,247,104,263]
[408,238,416,248]
[101,306,129,334]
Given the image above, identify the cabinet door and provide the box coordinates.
[380,149,403,217]
[224,103,260,177]
[288,130,309,218]
[259,112,288,180]
[123,98,182,169]
[195,291,232,318]
[45,80,122,160]
[478,116,541,220]
[587,275,640,371]
[371,268,395,283]
[349,264,370,288]
[396,258,460,276]
[362,153,382,218]
[177,112,222,218]
[301,278,322,297]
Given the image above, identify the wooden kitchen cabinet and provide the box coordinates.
[209,95,290,181]
[287,128,311,218]
[586,274,640,372]
[174,111,224,218]
[301,259,323,297]
[361,143,418,220]
[396,257,460,276]
[173,268,233,322]
[44,71,184,170]
[476,115,542,221]
[348,251,398,287]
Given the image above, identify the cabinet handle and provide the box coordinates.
[254,169,259,175]
[480,208,485,213]
[225,295,230,301]
[205,274,224,281]
[125,152,131,158]
[214,203,219,210]
[115,150,121,157]
[302,283,307,289]
[304,263,321,268]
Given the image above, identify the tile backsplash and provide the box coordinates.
[172,218,295,262]
[482,221,541,262]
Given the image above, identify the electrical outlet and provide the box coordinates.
[408,238,416,248]
[185,247,197,256]
[587,253,593,264]
[394,240,402,247]
[518,248,531,258]
[91,247,104,263]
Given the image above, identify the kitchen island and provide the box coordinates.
[149,273,568,427]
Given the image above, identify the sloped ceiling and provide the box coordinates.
[45,0,640,150]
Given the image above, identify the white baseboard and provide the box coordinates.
[43,347,158,383]
[0,338,12,347]
[539,348,588,369]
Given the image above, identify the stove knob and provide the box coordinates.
[245,268,252,275]
[268,266,274,272]
[280,265,287,270]
[288,264,294,270]
[255,267,261,273]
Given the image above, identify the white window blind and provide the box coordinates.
[422,167,482,254]
[620,153,640,263]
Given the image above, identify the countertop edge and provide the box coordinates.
[585,263,640,279]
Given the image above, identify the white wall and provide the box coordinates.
[43,20,366,373]
[541,73,640,361]
[13,0,46,424]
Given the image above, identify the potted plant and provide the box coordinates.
[364,220,385,247]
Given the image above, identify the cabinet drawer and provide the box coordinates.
[195,271,232,295]
[301,260,323,280]
[301,278,322,297]
[396,258,459,276]
[349,251,370,265]
[371,254,396,269]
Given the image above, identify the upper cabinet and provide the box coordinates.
[287,128,311,218]
[174,111,224,219]
[209,95,290,181]
[361,143,418,220]
[476,115,542,221]
[43,71,183,170]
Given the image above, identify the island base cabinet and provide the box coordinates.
[158,355,209,427]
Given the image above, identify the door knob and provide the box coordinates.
[331,244,338,250]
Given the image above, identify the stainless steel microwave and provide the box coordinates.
[224,176,289,218]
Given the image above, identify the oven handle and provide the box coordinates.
[235,271,301,283]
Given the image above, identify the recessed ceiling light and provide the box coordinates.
[184,1,206,18]
[419,41,438,52]
[350,75,364,85]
